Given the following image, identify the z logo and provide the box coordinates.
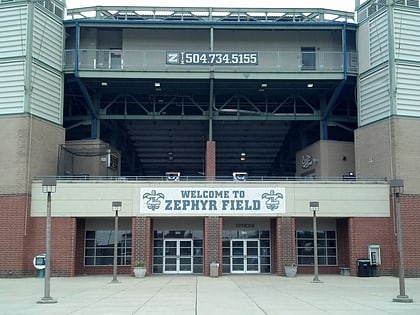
[166,52,179,64]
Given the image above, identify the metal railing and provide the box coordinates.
[63,49,358,73]
[35,175,386,183]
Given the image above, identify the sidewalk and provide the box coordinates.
[0,275,419,315]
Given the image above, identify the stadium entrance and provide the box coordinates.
[163,239,194,274]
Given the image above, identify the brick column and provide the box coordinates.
[75,218,86,275]
[132,217,153,276]
[272,217,295,275]
[205,141,216,178]
[204,216,222,276]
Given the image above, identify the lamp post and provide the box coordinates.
[309,201,322,283]
[111,201,122,283]
[390,180,413,303]
[38,177,57,304]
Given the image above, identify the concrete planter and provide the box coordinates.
[284,265,297,277]
[133,267,146,278]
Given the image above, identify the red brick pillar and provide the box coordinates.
[205,141,216,179]
[75,218,86,275]
[272,217,295,275]
[204,216,222,276]
[132,217,153,275]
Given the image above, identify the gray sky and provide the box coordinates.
[66,0,360,12]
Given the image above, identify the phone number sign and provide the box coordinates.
[166,51,258,65]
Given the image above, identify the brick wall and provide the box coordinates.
[400,195,420,277]
[348,216,396,276]
[0,194,30,277]
[203,216,222,276]
[26,217,77,277]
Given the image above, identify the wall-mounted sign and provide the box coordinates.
[166,51,258,65]
[301,154,313,169]
[140,187,285,215]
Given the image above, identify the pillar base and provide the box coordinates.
[393,295,413,303]
[37,297,57,304]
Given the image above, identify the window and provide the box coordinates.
[85,230,131,266]
[407,0,419,7]
[296,230,337,266]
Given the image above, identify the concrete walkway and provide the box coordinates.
[1,275,419,314]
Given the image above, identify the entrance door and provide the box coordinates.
[230,239,260,273]
[163,239,193,274]
[301,47,316,70]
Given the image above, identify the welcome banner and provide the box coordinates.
[140,187,286,215]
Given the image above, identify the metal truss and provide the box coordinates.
[67,6,355,24]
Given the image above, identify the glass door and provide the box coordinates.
[230,239,260,273]
[163,239,193,274]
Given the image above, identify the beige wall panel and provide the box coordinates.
[394,117,420,194]
[355,120,393,180]
[289,182,389,217]
[356,117,420,194]
[296,140,355,177]
[31,180,389,218]
[0,116,64,194]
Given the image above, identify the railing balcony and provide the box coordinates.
[63,49,357,74]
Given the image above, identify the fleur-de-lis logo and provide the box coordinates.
[261,190,283,211]
[142,190,165,211]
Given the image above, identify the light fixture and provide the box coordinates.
[233,172,248,181]
[261,83,268,88]
[240,152,246,161]
[307,83,314,88]
[166,172,180,181]
[390,179,413,303]
[309,201,322,283]
[154,82,161,87]
[343,172,356,181]
[111,201,122,284]
[101,82,108,86]
[38,177,57,304]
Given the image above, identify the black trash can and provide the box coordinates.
[357,258,371,277]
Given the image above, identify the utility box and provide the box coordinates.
[33,254,46,278]
[210,262,219,278]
